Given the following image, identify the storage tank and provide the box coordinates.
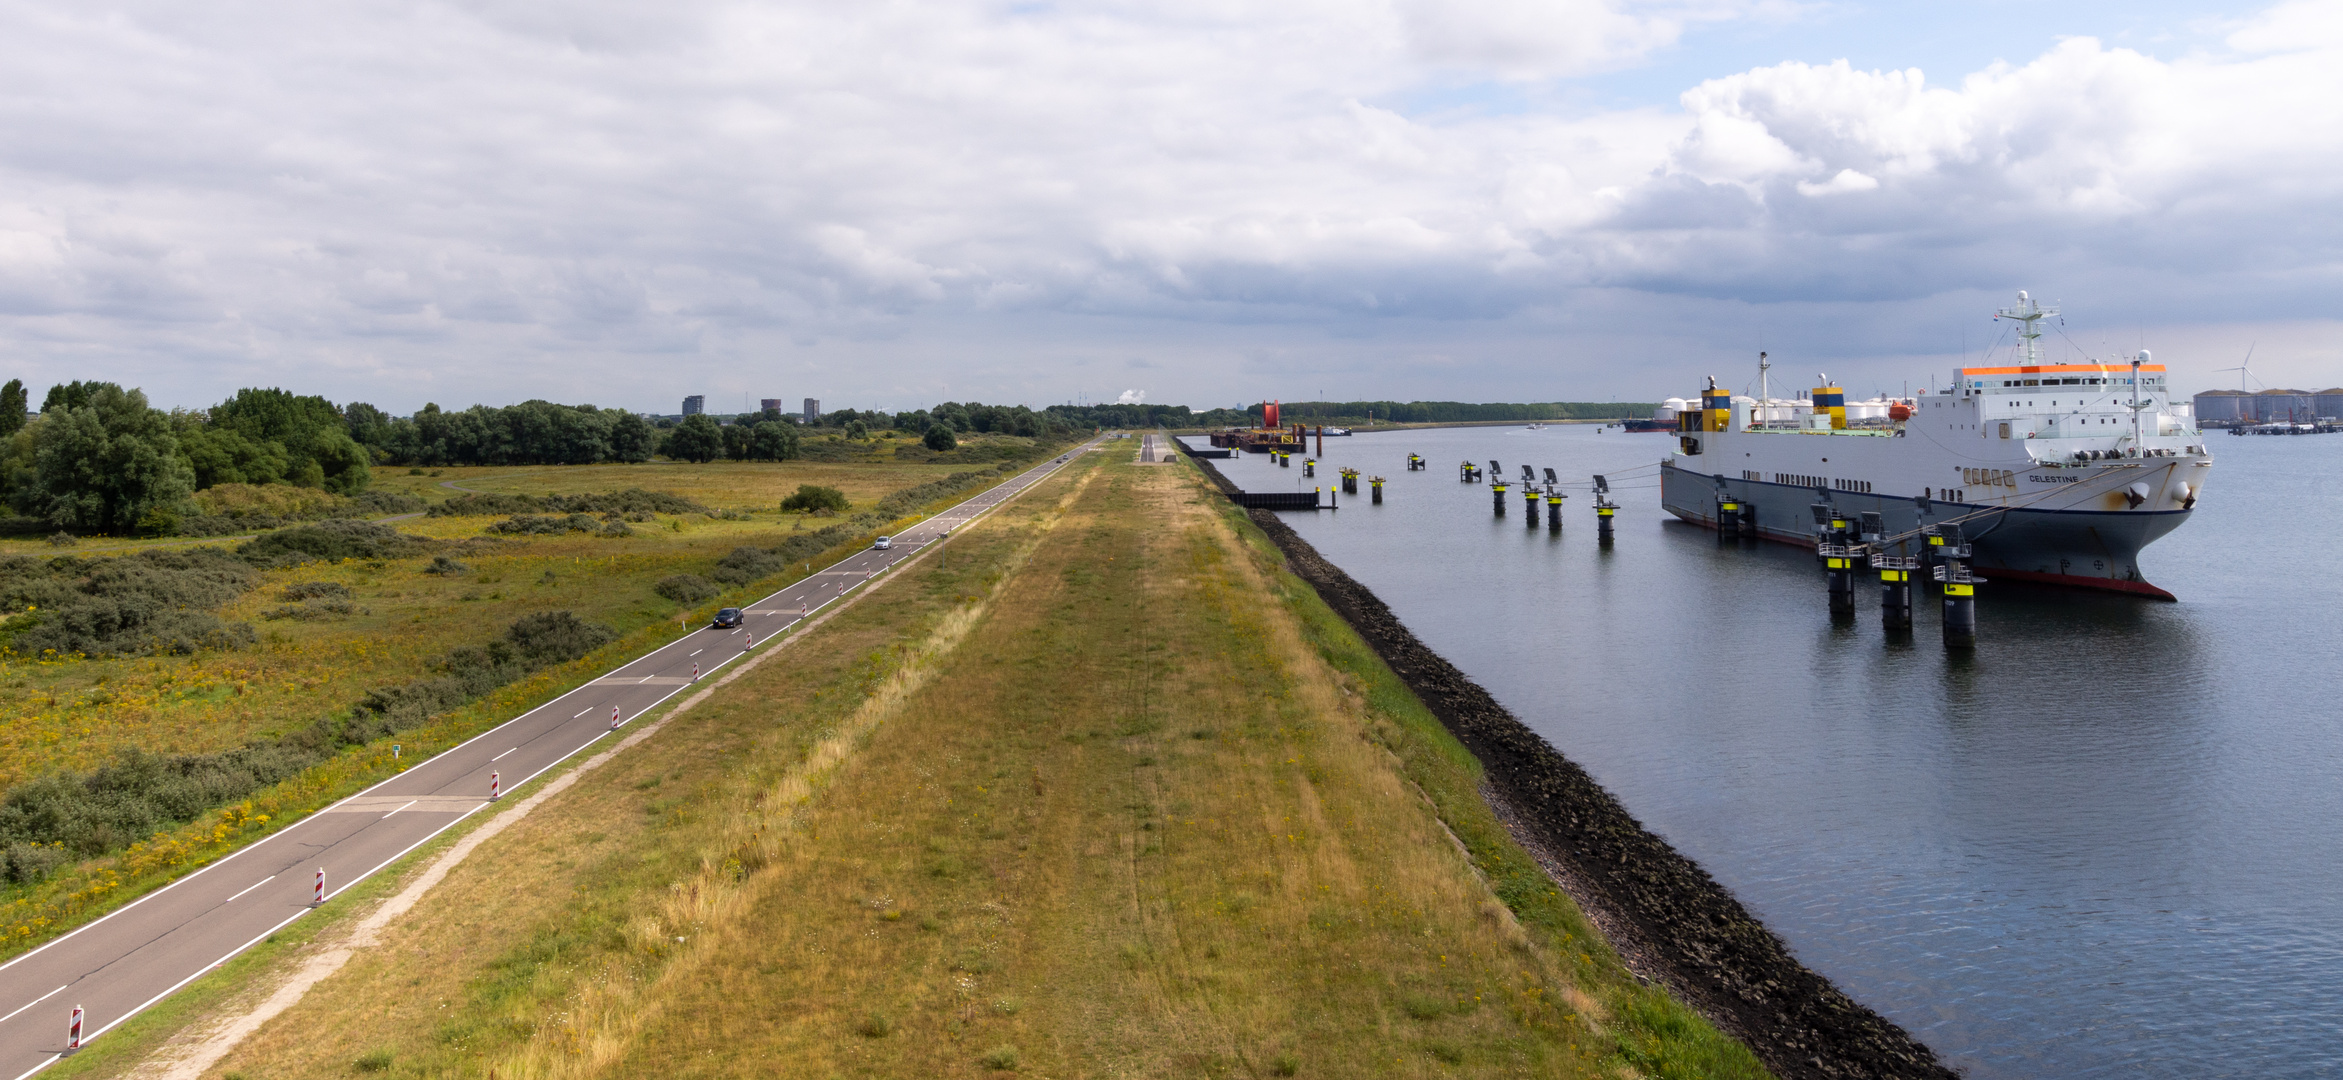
[1654,397,1688,423]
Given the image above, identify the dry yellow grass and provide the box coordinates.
[375,436,1041,511]
[121,446,1762,1080]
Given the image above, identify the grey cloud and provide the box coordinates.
[0,1,2333,410]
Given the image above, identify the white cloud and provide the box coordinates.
[1796,168,1878,197]
[0,1,2332,409]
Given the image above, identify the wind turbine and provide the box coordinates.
[2216,343,2263,392]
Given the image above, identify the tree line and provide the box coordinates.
[0,380,1094,535]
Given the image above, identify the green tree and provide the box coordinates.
[17,385,194,533]
[208,388,373,494]
[343,402,393,449]
[661,414,723,463]
[178,425,290,488]
[41,381,119,414]
[720,421,753,461]
[610,412,658,463]
[0,379,25,438]
[923,424,958,452]
[748,420,798,462]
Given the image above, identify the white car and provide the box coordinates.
[872,536,892,550]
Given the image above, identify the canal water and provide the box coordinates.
[1199,426,2342,1079]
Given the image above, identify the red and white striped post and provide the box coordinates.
[490,771,500,800]
[691,663,699,682]
[313,868,325,904]
[67,1005,82,1049]
[610,706,621,730]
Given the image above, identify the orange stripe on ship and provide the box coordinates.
[1958,364,2166,376]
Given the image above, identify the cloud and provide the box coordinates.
[0,1,2333,409]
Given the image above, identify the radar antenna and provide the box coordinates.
[1994,290,2060,365]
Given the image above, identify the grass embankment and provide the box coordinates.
[0,456,1044,960]
[169,446,1762,1079]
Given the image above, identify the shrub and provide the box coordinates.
[710,546,782,586]
[239,520,424,565]
[980,1044,1019,1071]
[280,581,352,601]
[873,471,988,519]
[423,555,470,576]
[423,492,544,518]
[855,1014,894,1039]
[349,490,425,516]
[654,574,719,603]
[779,485,850,514]
[263,599,356,621]
[486,513,601,536]
[190,483,349,522]
[427,488,709,518]
[924,425,959,451]
[2,547,259,658]
[355,1049,395,1072]
[504,610,617,666]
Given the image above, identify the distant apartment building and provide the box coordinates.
[760,398,783,414]
[803,398,820,424]
[682,395,705,416]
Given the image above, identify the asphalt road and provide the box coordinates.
[0,443,1098,1079]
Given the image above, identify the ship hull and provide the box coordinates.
[1661,463,2192,599]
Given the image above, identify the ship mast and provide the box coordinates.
[1994,290,2059,366]
[1758,351,1770,424]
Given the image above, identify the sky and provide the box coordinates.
[0,0,2336,414]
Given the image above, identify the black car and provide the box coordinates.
[712,607,743,628]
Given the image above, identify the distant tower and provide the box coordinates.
[760,398,783,414]
[803,398,820,424]
[682,395,705,417]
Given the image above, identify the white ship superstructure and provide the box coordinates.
[1659,293,2211,597]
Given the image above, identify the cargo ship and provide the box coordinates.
[1658,293,2211,598]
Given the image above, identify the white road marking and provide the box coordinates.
[490,747,517,761]
[0,985,64,1027]
[379,800,418,819]
[573,707,594,718]
[223,876,275,904]
[689,648,703,657]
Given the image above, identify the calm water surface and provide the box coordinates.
[1201,426,2343,1079]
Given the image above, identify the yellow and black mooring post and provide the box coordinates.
[1593,474,1616,544]
[1370,476,1384,504]
[1929,523,1979,647]
[1814,503,1857,617]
